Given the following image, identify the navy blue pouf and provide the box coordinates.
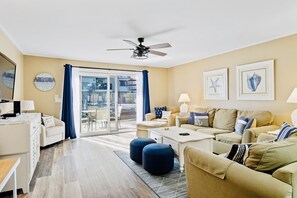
[142,143,174,175]
[130,138,156,164]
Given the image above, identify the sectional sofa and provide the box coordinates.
[176,107,279,154]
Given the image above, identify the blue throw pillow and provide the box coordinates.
[244,117,255,130]
[276,122,297,141]
[154,106,166,119]
[235,117,249,135]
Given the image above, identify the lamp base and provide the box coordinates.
[180,103,189,116]
[291,109,297,127]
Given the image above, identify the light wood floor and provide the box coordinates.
[28,132,157,198]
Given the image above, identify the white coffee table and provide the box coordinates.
[148,126,214,172]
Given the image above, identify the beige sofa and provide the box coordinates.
[184,146,297,198]
[176,107,279,154]
[136,106,179,137]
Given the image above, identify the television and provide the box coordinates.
[0,52,16,102]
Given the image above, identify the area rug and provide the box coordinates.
[114,150,187,198]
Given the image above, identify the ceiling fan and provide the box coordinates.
[107,37,172,59]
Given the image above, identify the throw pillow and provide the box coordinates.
[276,122,297,141]
[235,117,249,135]
[225,143,252,164]
[244,118,257,130]
[161,111,172,119]
[244,137,297,173]
[194,113,209,127]
[154,106,166,119]
[42,116,55,128]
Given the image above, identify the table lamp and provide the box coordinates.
[287,88,297,127]
[21,100,35,113]
[178,93,191,116]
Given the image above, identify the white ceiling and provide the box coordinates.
[1,0,297,68]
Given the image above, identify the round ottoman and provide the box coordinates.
[142,143,174,175]
[130,138,156,164]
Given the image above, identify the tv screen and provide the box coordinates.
[0,52,16,102]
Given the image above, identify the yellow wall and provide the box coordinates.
[168,34,297,125]
[23,56,168,118]
[0,31,23,100]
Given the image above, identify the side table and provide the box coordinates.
[0,158,20,198]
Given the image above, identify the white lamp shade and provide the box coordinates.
[178,93,191,103]
[21,100,35,111]
[0,102,13,114]
[287,88,297,103]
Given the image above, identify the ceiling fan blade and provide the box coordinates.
[148,43,171,49]
[123,39,138,47]
[149,50,167,56]
[107,48,134,51]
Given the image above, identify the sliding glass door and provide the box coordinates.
[79,72,137,136]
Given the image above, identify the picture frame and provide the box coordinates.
[236,60,274,100]
[204,68,228,100]
[34,73,56,92]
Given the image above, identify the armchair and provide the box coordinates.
[145,106,179,126]
[40,118,65,147]
[136,106,179,138]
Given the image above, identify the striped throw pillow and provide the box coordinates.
[276,122,297,141]
[225,143,252,164]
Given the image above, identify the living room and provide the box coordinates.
[1,1,297,198]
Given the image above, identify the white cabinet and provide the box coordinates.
[0,113,41,193]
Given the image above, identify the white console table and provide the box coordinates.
[0,113,41,193]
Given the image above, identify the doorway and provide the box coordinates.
[79,71,138,136]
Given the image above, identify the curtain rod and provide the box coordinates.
[68,65,143,73]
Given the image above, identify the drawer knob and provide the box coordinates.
[154,138,157,140]
[169,144,172,147]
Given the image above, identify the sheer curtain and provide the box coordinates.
[72,67,80,138]
[136,72,143,122]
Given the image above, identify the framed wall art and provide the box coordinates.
[204,68,228,100]
[34,73,56,91]
[236,60,274,100]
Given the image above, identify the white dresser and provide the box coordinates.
[0,113,41,193]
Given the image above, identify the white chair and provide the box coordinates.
[40,118,65,147]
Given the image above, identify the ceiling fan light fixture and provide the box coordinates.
[131,53,148,59]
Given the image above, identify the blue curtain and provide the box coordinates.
[61,64,76,139]
[142,70,151,120]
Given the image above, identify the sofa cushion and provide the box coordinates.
[245,137,297,173]
[237,110,272,127]
[46,126,64,137]
[197,128,232,136]
[216,132,242,144]
[181,124,205,131]
[137,121,167,129]
[213,109,237,131]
